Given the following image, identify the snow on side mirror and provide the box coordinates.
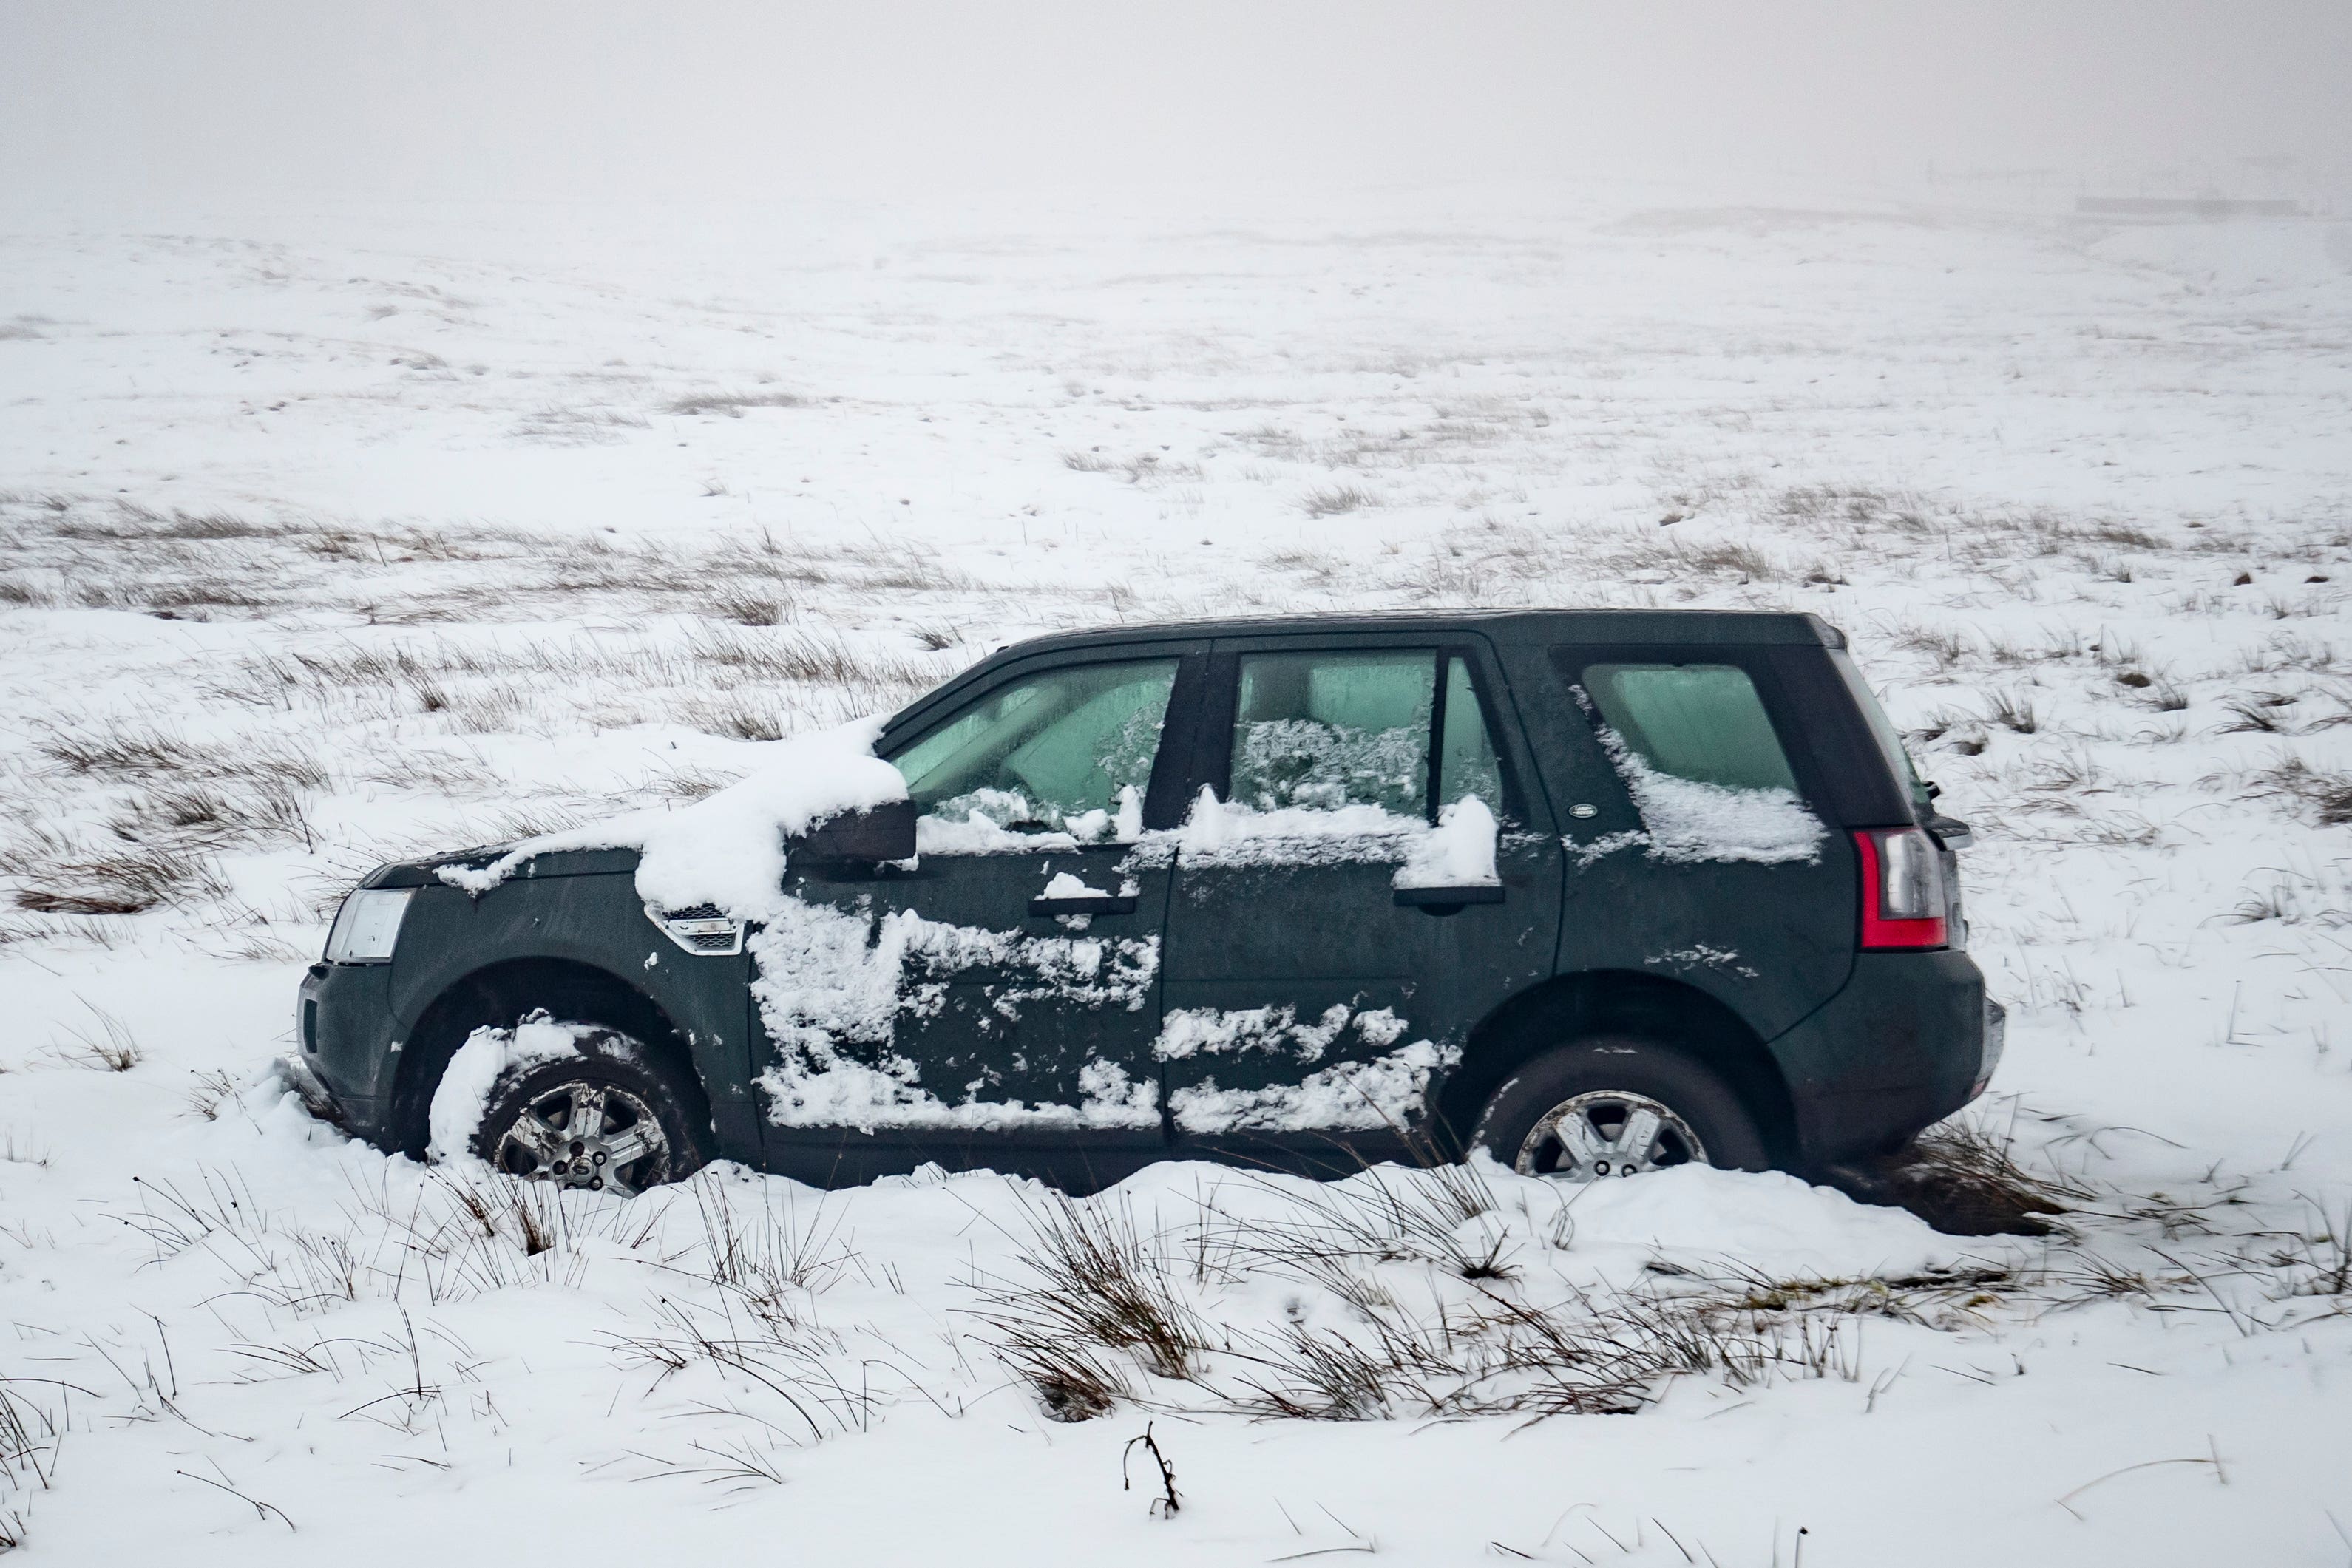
[794,798,918,863]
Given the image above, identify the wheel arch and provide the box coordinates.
[384,957,714,1158]
[1432,971,1802,1167]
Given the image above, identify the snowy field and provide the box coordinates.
[2,182,2351,1564]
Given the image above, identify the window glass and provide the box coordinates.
[1437,656,1504,811]
[889,659,1177,830]
[1230,651,1434,815]
[1582,664,1798,793]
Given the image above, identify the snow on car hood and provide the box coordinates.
[435,716,908,918]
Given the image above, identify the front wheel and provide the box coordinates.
[1471,1037,1769,1183]
[465,1024,709,1196]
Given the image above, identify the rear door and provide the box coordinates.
[1156,631,1560,1161]
[754,647,1204,1178]
[1538,645,1857,1036]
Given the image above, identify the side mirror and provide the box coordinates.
[794,798,918,863]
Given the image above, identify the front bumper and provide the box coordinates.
[295,960,401,1140]
[1767,947,1993,1167]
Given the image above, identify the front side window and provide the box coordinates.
[1230,651,1434,816]
[1580,662,1823,865]
[889,659,1177,832]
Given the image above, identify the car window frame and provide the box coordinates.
[878,644,1213,837]
[1193,634,1531,826]
[1548,643,1835,821]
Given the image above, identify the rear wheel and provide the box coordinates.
[1471,1036,1769,1183]
[471,1028,708,1195]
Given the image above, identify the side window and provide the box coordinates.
[1230,651,1434,816]
[1436,656,1504,810]
[1583,664,1797,793]
[1579,662,1823,863]
[889,659,1177,832]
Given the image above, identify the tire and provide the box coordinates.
[1469,1036,1769,1183]
[470,1025,710,1196]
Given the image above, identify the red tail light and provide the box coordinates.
[1855,828,1948,950]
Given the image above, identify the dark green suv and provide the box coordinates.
[296,610,1999,1195]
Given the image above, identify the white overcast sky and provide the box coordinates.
[3,1,2348,207]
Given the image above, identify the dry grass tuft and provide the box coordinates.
[1842,1111,2093,1237]
[50,1005,142,1072]
[10,841,230,917]
[1983,690,2039,735]
[969,1192,1211,1398]
[2244,756,2352,827]
[0,1379,64,1550]
[964,1168,1924,1425]
[1300,486,1377,518]
[665,390,810,418]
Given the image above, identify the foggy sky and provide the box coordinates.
[4,1,2348,208]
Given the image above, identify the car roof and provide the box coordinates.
[881,608,1843,743]
[985,608,1843,658]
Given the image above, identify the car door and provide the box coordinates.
[753,648,1204,1182]
[1537,644,1857,1036]
[1156,632,1561,1163]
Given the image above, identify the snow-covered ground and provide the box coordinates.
[2,181,2350,1564]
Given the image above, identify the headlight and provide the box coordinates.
[325,887,415,963]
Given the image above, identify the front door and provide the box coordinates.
[753,652,1196,1184]
[1157,636,1561,1164]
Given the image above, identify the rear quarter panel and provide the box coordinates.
[1496,641,1860,1038]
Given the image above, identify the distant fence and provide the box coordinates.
[2077,197,2305,220]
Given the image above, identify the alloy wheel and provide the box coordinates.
[491,1079,669,1196]
[1515,1090,1707,1181]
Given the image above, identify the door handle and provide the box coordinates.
[1029,893,1139,917]
[1393,885,1505,911]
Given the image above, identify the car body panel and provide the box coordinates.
[758,846,1175,1163]
[1765,948,1988,1164]
[1155,629,1564,1158]
[303,608,1993,1187]
[1535,642,1860,1043]
[306,868,763,1160]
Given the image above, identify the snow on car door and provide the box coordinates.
[1156,641,1559,1155]
[751,656,1184,1155]
[1545,648,1856,1037]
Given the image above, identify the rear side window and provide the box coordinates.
[1579,662,1824,865]
[1230,650,1434,815]
[1585,665,1798,793]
